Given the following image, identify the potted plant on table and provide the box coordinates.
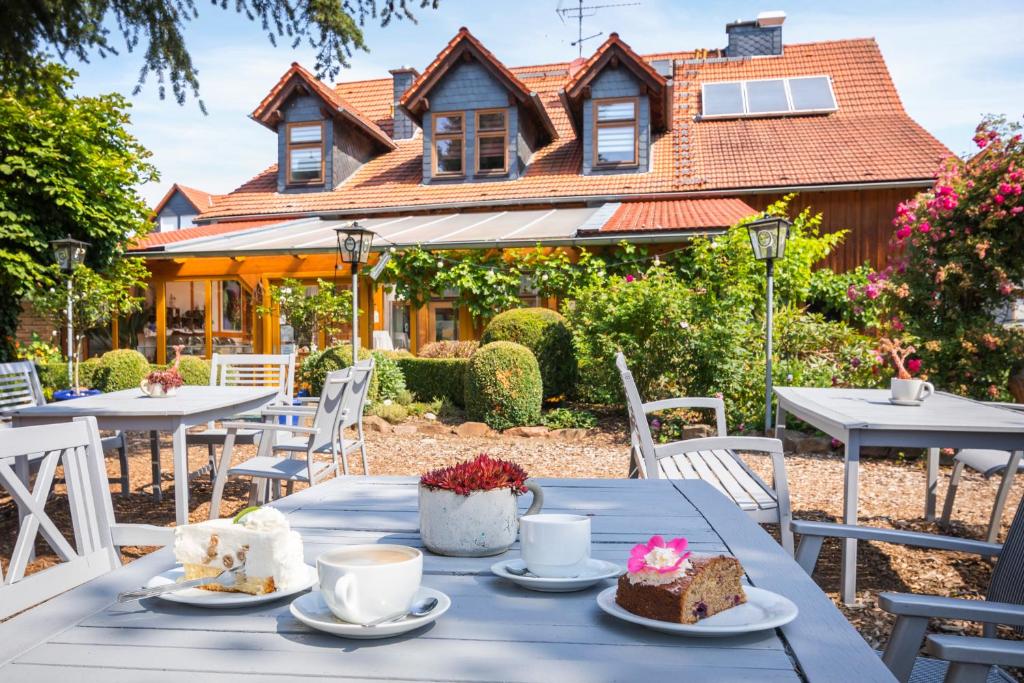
[419,454,544,557]
[140,346,185,398]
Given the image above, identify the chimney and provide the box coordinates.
[725,11,785,58]
[389,66,419,140]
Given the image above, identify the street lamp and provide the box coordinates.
[50,235,90,387]
[334,222,375,366]
[746,215,791,434]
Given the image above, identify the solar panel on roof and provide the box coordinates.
[745,79,789,114]
[788,76,837,112]
[702,82,744,116]
[701,75,837,118]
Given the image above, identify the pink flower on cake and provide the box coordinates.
[628,535,691,574]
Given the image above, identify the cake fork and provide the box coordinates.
[117,567,243,603]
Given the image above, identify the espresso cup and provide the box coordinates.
[317,544,422,624]
[520,513,591,578]
[891,378,934,403]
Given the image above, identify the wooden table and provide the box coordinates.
[774,387,1024,604]
[11,386,277,525]
[0,477,892,682]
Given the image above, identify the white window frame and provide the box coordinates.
[700,75,838,119]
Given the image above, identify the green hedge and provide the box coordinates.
[480,307,577,400]
[396,357,468,407]
[92,350,152,392]
[299,345,380,401]
[35,358,101,398]
[464,341,542,430]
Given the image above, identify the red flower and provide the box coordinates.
[420,454,528,496]
[906,359,922,375]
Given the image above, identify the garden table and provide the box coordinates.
[10,385,277,525]
[0,477,891,682]
[774,387,1024,604]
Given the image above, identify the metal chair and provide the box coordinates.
[941,403,1024,544]
[0,361,130,495]
[616,352,794,554]
[792,496,1024,683]
[208,368,353,517]
[0,417,171,619]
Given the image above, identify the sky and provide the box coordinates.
[64,0,1024,208]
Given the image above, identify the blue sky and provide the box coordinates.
[65,0,1024,207]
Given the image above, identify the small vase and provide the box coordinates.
[139,380,178,398]
[418,480,544,557]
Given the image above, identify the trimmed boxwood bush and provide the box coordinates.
[92,349,151,392]
[299,344,380,401]
[397,357,468,407]
[175,355,211,385]
[35,358,101,398]
[480,307,577,400]
[464,341,542,430]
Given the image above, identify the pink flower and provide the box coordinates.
[625,274,635,283]
[918,221,932,233]
[896,226,912,239]
[906,359,922,375]
[995,194,1005,204]
[1000,183,1012,195]
[627,535,691,574]
[864,283,881,300]
[846,285,859,301]
[891,317,905,332]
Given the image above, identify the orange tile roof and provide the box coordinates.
[564,32,666,95]
[195,37,951,224]
[133,218,287,249]
[152,183,217,217]
[602,198,757,232]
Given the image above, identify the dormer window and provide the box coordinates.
[476,110,508,175]
[594,97,638,168]
[286,122,325,185]
[433,113,465,177]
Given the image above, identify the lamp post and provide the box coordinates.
[334,222,375,366]
[50,236,90,387]
[746,215,791,434]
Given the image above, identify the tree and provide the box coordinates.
[1,0,440,108]
[0,61,156,361]
[257,278,353,350]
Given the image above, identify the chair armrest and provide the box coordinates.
[879,593,1024,627]
[791,521,1003,556]
[221,421,318,436]
[109,523,174,547]
[295,397,320,404]
[926,635,1024,668]
[261,406,316,417]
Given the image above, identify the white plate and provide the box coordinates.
[491,558,624,592]
[147,564,317,608]
[596,585,797,636]
[290,587,450,639]
[889,398,924,407]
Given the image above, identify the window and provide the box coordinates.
[701,76,838,118]
[286,122,324,185]
[180,214,198,229]
[159,215,177,232]
[429,302,459,341]
[593,98,638,167]
[433,113,465,177]
[475,109,508,174]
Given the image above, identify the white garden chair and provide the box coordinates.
[0,417,171,620]
[792,497,1024,683]
[208,368,356,517]
[0,360,130,495]
[616,352,794,554]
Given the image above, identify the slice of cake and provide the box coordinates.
[615,535,746,624]
[173,507,306,594]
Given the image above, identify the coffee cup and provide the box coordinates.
[891,378,934,403]
[520,513,591,578]
[317,544,422,624]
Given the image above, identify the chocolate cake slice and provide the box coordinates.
[616,555,746,624]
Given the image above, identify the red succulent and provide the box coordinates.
[420,454,529,496]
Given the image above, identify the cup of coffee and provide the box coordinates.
[520,513,591,578]
[317,544,422,624]
[891,378,934,403]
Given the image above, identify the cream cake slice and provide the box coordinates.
[173,507,306,594]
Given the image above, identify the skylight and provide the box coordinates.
[701,75,837,118]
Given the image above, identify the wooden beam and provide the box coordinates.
[204,280,213,360]
[155,280,167,366]
[260,277,272,354]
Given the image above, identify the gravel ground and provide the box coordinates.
[3,418,1023,669]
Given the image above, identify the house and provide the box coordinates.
[124,11,951,364]
[152,184,217,232]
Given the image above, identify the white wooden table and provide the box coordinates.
[775,387,1024,604]
[0,477,892,682]
[11,386,277,525]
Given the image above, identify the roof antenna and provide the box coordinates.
[556,0,641,58]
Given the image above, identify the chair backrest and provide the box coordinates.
[0,417,120,619]
[0,361,46,416]
[339,358,375,430]
[209,353,296,403]
[987,495,1024,608]
[307,369,353,453]
[615,353,657,476]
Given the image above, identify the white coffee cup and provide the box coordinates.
[520,513,591,578]
[891,378,934,403]
[317,544,422,624]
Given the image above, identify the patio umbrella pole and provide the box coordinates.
[764,258,774,434]
[66,277,74,390]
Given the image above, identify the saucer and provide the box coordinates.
[289,586,450,639]
[889,398,924,407]
[491,558,624,592]
[147,564,316,608]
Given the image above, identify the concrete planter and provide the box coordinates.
[418,480,544,557]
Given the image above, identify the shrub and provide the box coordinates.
[369,401,409,424]
[397,357,467,407]
[480,307,576,400]
[376,349,414,361]
[92,349,151,392]
[35,358,101,397]
[464,341,542,430]
[419,340,478,358]
[395,389,414,406]
[175,355,211,385]
[299,344,379,400]
[541,407,597,430]
[371,351,406,401]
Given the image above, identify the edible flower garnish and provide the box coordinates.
[628,535,691,574]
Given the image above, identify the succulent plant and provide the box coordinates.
[420,454,528,496]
